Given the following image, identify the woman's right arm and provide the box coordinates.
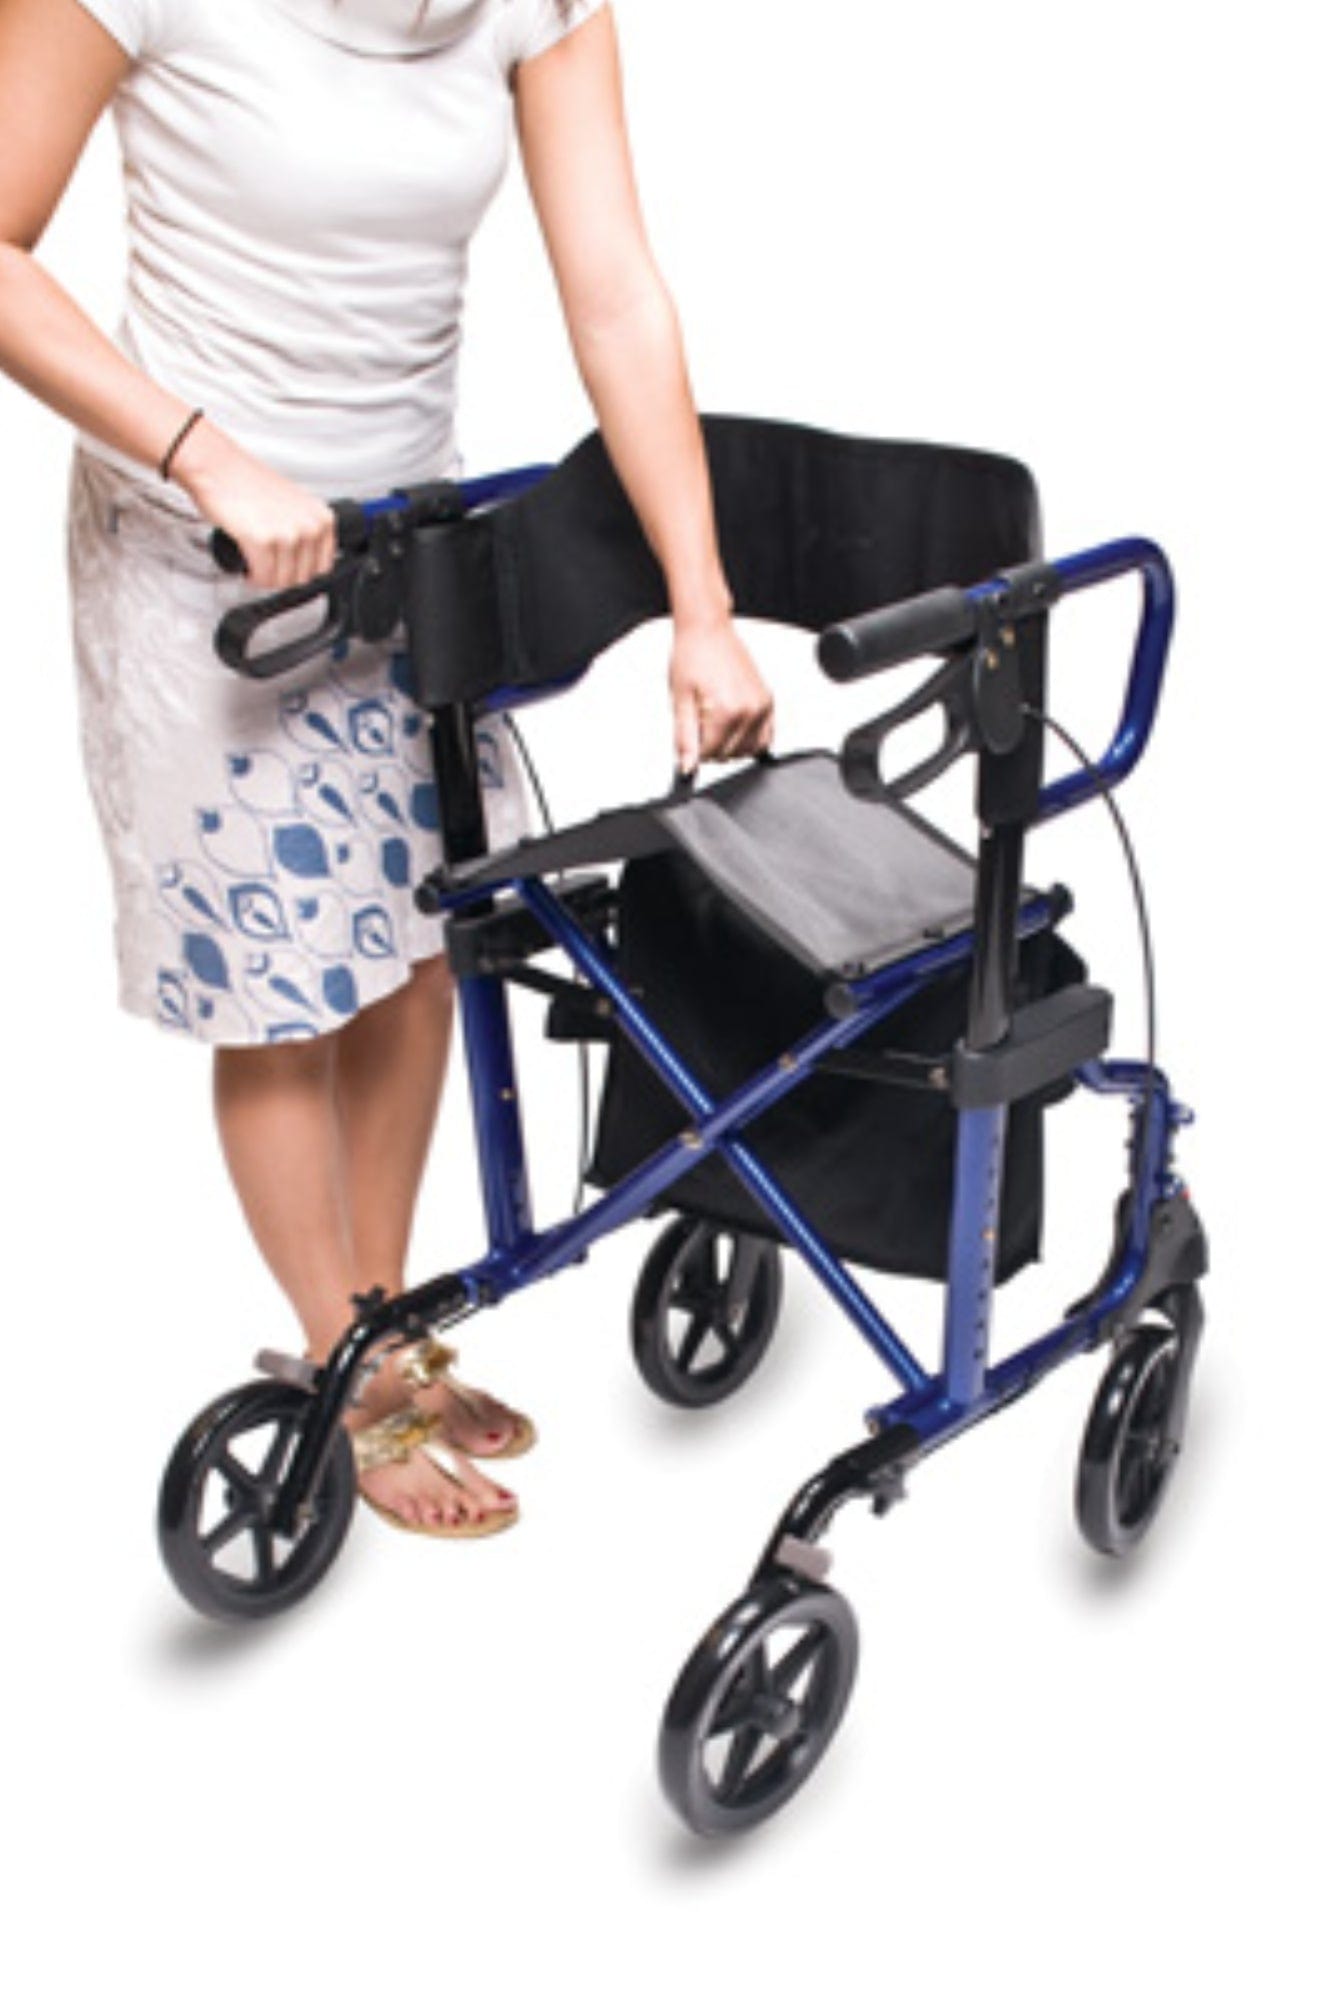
[0,0,334,586]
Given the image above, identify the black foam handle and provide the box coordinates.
[818,585,978,683]
[210,527,247,575]
[209,498,365,577]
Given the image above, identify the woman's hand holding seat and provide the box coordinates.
[669,614,775,772]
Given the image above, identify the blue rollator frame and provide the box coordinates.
[429,536,1195,1463]
[157,423,1208,1839]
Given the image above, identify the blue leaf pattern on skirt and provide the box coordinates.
[280,690,345,754]
[69,451,525,1049]
[273,823,332,879]
[410,782,440,830]
[298,761,359,827]
[348,700,395,757]
[322,966,358,1016]
[156,970,192,1030]
[184,932,231,990]
[159,862,228,932]
[244,949,321,1017]
[271,974,316,1012]
[228,881,290,942]
[353,905,396,959]
[357,770,407,828]
[381,837,411,888]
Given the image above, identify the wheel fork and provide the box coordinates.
[754,1422,923,1585]
[261,1275,478,1537]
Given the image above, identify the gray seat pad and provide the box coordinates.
[447,752,978,981]
[661,755,976,979]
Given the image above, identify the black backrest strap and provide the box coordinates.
[405,414,1041,709]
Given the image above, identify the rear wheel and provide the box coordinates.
[631,1217,782,1408]
[1076,1294,1199,1555]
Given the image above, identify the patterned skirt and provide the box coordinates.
[66,448,529,1046]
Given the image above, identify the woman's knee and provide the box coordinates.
[214,1032,337,1100]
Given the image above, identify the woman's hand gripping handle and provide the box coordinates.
[170,419,337,590]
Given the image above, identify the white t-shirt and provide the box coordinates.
[73,0,605,496]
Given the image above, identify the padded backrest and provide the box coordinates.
[405,414,1041,708]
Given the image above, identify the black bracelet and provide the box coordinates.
[159,407,205,482]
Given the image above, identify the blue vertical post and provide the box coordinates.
[941,1105,1008,1409]
[457,974,533,1254]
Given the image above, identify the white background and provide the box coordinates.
[2,1,1335,1994]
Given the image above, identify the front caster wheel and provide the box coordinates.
[659,1574,859,1836]
[1076,1317,1194,1556]
[159,1381,356,1620]
[632,1217,782,1408]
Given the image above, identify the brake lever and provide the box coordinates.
[840,654,976,804]
[215,556,362,679]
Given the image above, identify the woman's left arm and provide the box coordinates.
[514,5,773,773]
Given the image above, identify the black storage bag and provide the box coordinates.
[588,851,1086,1283]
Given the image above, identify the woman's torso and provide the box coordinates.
[82,0,530,497]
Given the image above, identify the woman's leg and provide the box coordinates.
[211,1034,357,1355]
[211,1002,513,1530]
[330,951,454,1303]
[331,953,529,1457]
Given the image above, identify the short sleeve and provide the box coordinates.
[505,0,607,71]
[71,0,162,58]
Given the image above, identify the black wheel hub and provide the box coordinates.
[744,1690,805,1744]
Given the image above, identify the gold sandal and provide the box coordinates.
[352,1407,519,1540]
[398,1338,537,1461]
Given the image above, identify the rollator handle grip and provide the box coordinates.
[818,586,978,682]
[825,539,1176,821]
[209,470,539,680]
[210,529,246,576]
[209,498,368,578]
